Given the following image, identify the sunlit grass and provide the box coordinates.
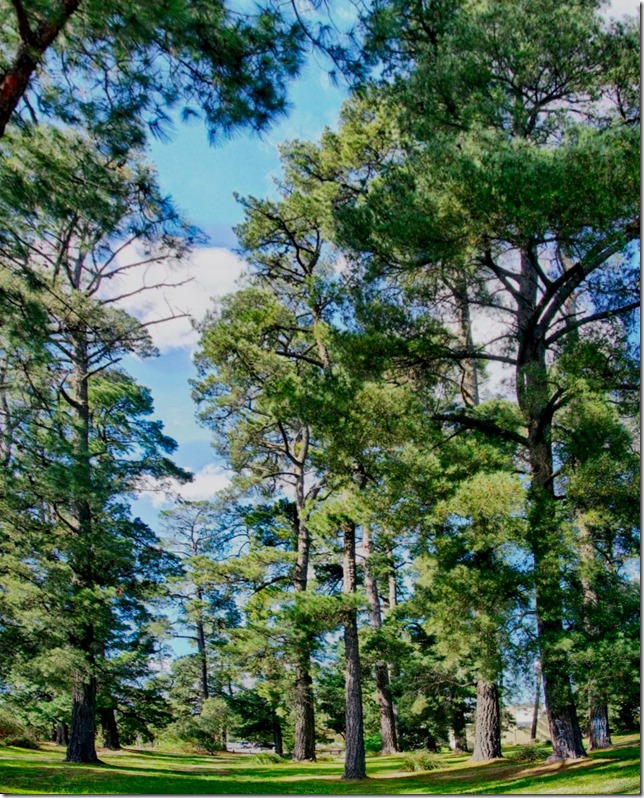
[0,733,639,794]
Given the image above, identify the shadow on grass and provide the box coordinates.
[0,742,639,795]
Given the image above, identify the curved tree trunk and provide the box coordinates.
[342,521,366,780]
[100,707,121,750]
[363,527,398,754]
[471,681,502,761]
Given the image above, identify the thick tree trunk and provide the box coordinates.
[100,707,121,750]
[291,482,316,762]
[363,527,398,755]
[54,721,68,746]
[530,665,540,742]
[588,696,612,750]
[273,714,284,757]
[471,680,502,761]
[451,695,469,753]
[342,521,366,781]
[65,676,100,763]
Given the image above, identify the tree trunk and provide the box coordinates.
[451,695,469,753]
[273,714,284,757]
[0,0,82,138]
[363,527,398,755]
[515,263,586,762]
[588,696,611,750]
[54,721,68,746]
[195,596,209,704]
[99,707,121,750]
[470,681,502,761]
[530,665,540,742]
[342,521,366,780]
[291,484,316,762]
[65,676,100,763]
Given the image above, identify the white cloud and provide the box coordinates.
[101,246,246,352]
[141,463,232,507]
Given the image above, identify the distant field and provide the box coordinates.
[0,734,639,794]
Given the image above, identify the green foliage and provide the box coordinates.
[508,744,548,763]
[401,750,441,772]
[249,752,286,764]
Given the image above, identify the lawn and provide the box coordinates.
[0,734,639,794]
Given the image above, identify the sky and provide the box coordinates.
[126,0,640,528]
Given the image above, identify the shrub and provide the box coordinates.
[248,752,285,764]
[509,743,548,763]
[0,711,25,741]
[364,732,382,754]
[402,750,442,772]
[3,735,40,750]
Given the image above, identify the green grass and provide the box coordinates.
[0,734,639,794]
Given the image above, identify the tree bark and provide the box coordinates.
[450,694,469,753]
[195,588,209,704]
[515,247,586,761]
[65,676,100,763]
[363,527,398,754]
[588,697,611,750]
[54,721,68,746]
[342,521,366,780]
[100,707,121,750]
[471,680,502,761]
[273,714,284,757]
[0,0,82,137]
[530,665,541,742]
[291,475,316,762]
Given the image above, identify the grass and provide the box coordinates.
[0,734,639,794]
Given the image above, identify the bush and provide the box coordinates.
[402,750,442,772]
[0,711,38,749]
[0,711,25,741]
[508,743,548,763]
[248,752,285,764]
[364,732,382,754]
[3,735,40,750]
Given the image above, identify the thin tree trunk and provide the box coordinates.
[65,334,100,764]
[578,517,612,751]
[195,592,209,704]
[471,680,502,761]
[451,695,469,753]
[100,707,121,750]
[291,474,316,762]
[363,527,398,754]
[342,521,366,780]
[514,249,586,762]
[273,714,284,757]
[65,676,99,763]
[530,665,540,742]
[54,721,68,746]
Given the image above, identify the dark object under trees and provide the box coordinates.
[100,708,121,751]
